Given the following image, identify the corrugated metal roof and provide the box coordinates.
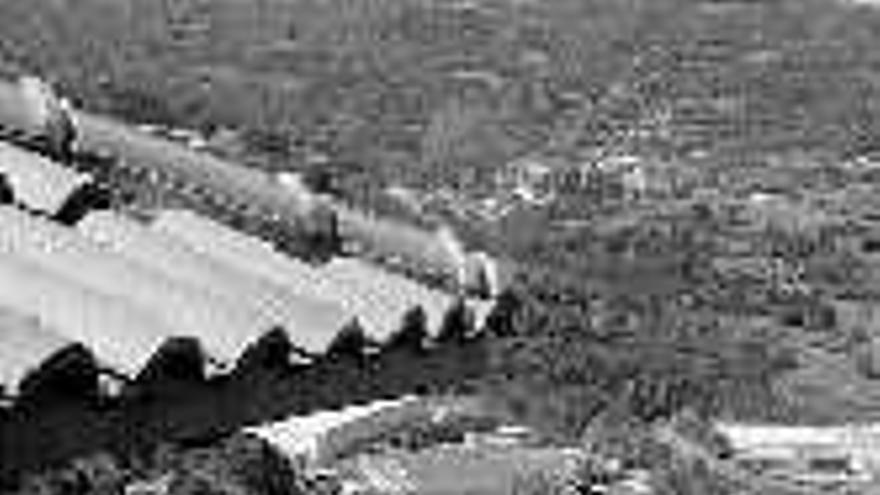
[0,207,271,364]
[150,208,330,297]
[152,210,482,341]
[0,306,76,395]
[72,112,319,227]
[315,257,455,340]
[0,254,176,377]
[0,141,89,214]
[79,210,353,352]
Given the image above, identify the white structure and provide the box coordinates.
[621,165,648,198]
[0,255,177,377]
[463,251,502,299]
[0,206,271,365]
[276,171,310,199]
[333,206,471,286]
[153,209,491,342]
[151,208,333,300]
[0,77,72,151]
[245,396,428,468]
[0,140,90,214]
[78,210,353,353]
[315,257,456,341]
[717,423,880,452]
[17,76,71,142]
[716,422,880,477]
[435,225,467,290]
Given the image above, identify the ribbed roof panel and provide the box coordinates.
[0,254,175,376]
[0,141,89,214]
[80,210,353,352]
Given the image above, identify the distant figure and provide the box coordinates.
[233,327,295,377]
[18,75,77,162]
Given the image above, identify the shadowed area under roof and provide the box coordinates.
[0,254,175,377]
[151,209,496,342]
[150,208,332,296]
[151,210,461,338]
[0,306,76,396]
[314,257,456,341]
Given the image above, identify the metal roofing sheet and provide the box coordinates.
[315,257,456,341]
[0,254,176,377]
[0,207,271,363]
[0,141,89,214]
[0,305,76,395]
[245,396,425,466]
[72,112,317,223]
[152,210,478,341]
[79,210,353,352]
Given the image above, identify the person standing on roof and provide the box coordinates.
[18,75,77,163]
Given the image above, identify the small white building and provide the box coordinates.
[715,422,880,480]
[497,157,553,204]
[244,396,430,469]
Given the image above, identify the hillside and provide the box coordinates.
[4,0,880,422]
